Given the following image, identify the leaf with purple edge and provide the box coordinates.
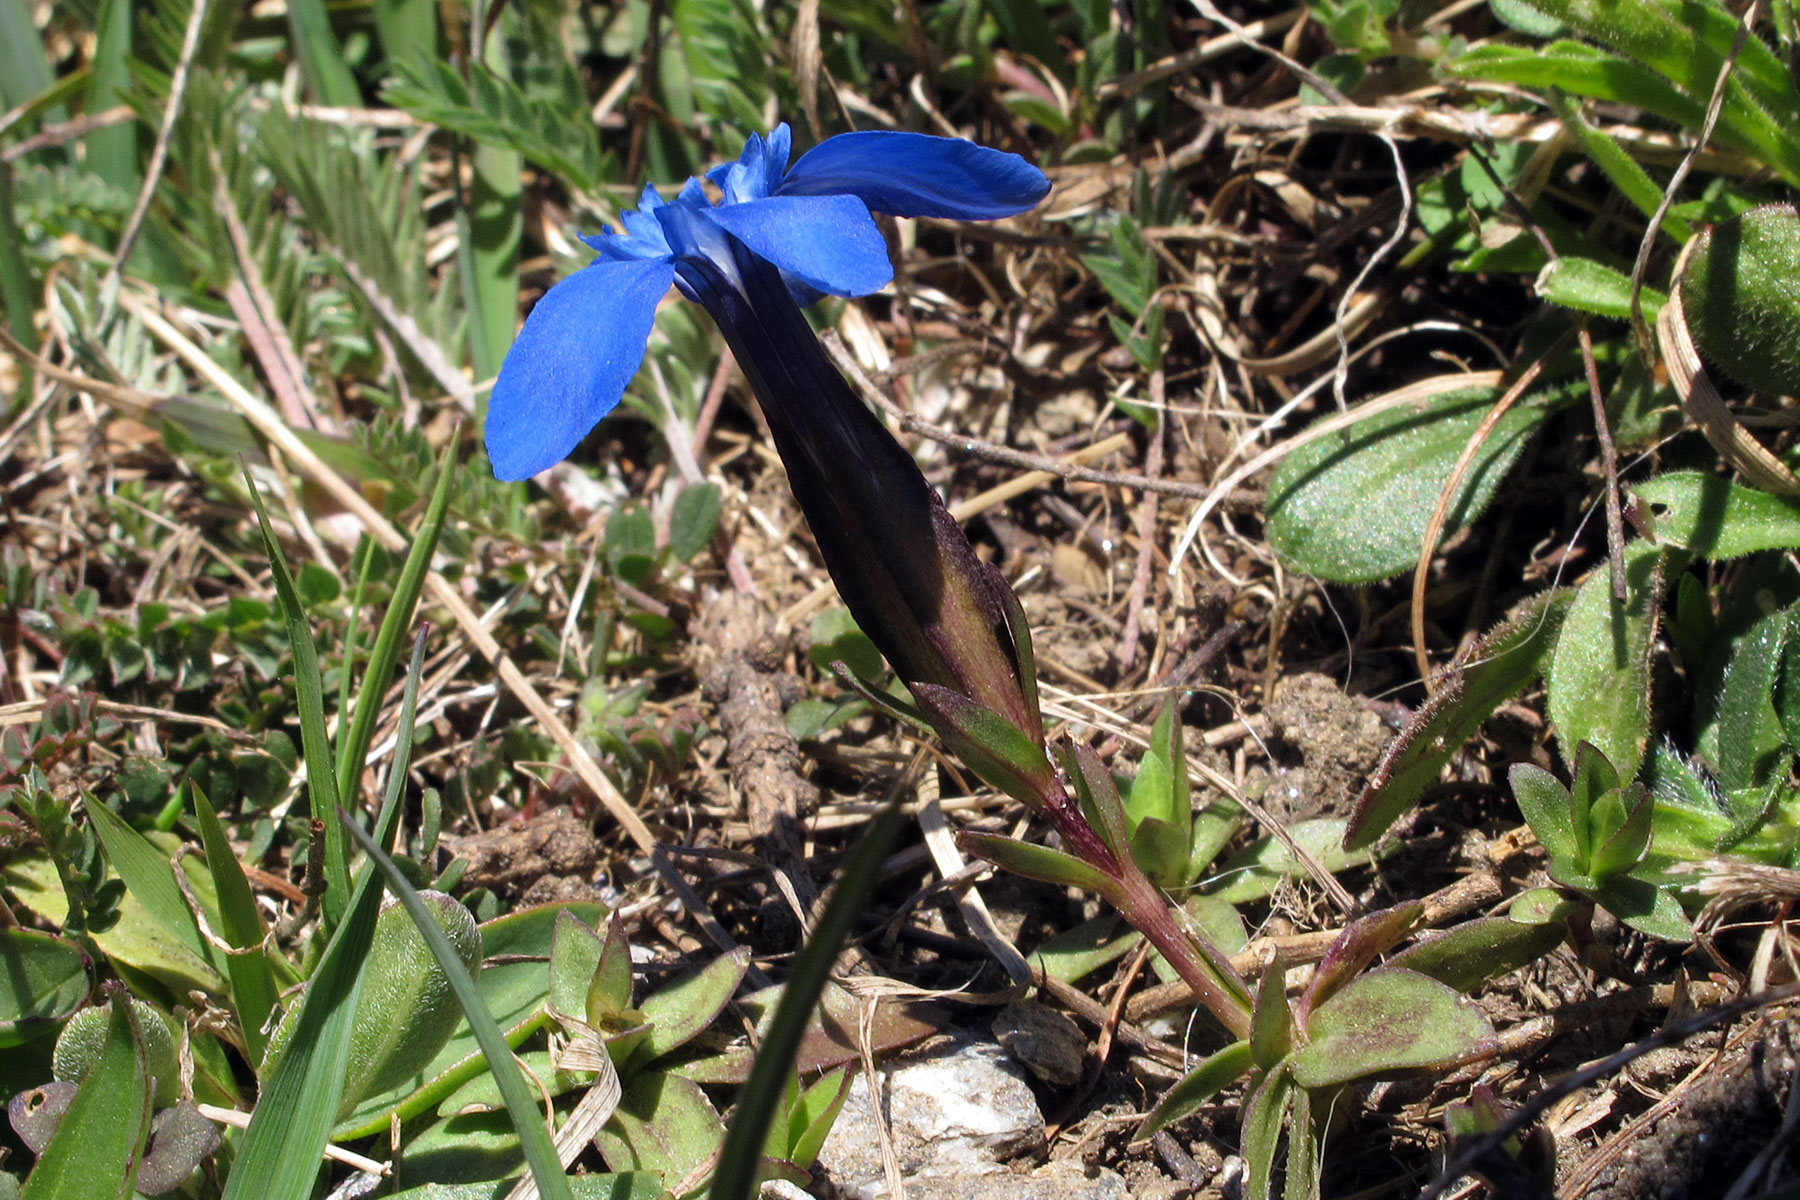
[1295,900,1424,1026]
[911,684,1054,809]
[1349,589,1573,849]
[1386,914,1569,994]
[1060,741,1129,861]
[1289,968,1496,1089]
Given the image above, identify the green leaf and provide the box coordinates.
[1637,472,1800,558]
[549,909,606,1018]
[1027,915,1138,984]
[1592,875,1694,941]
[1681,204,1800,397]
[1266,385,1566,583]
[1535,256,1667,319]
[21,989,152,1200]
[83,799,213,969]
[1250,956,1296,1070]
[1716,603,1793,792]
[336,441,457,807]
[1589,786,1654,879]
[1209,818,1374,903]
[0,931,88,1048]
[1509,763,1577,861]
[383,58,609,193]
[595,1071,722,1178]
[957,832,1117,895]
[3,854,221,997]
[285,0,362,108]
[220,636,419,1200]
[1550,91,1690,242]
[1522,0,1800,181]
[0,0,55,111]
[911,684,1055,809]
[1133,1040,1253,1140]
[342,822,574,1200]
[1385,914,1570,993]
[668,482,722,564]
[1129,816,1191,891]
[82,0,137,193]
[191,782,278,1065]
[335,901,604,1139]
[635,947,750,1066]
[1546,544,1663,781]
[1288,968,1496,1088]
[770,1067,852,1171]
[1240,1064,1294,1200]
[243,467,351,921]
[711,799,906,1200]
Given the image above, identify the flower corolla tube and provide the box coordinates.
[484,123,1048,481]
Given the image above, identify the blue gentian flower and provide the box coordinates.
[484,123,1049,481]
[486,121,1049,758]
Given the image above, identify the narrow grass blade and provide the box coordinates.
[340,819,574,1200]
[712,797,907,1200]
[19,986,152,1200]
[191,781,279,1064]
[220,637,422,1200]
[83,0,138,191]
[84,799,215,969]
[285,0,361,108]
[243,465,351,922]
[458,28,521,388]
[0,163,38,396]
[463,138,522,385]
[0,0,55,111]
[372,0,437,70]
[334,432,457,802]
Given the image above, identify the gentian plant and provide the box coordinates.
[485,125,1255,1039]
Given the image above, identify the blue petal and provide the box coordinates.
[706,124,792,205]
[485,257,675,481]
[706,194,892,297]
[777,131,1049,220]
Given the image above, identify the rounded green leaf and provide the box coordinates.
[0,931,88,1049]
[1680,204,1800,396]
[1290,968,1495,1089]
[1266,386,1560,583]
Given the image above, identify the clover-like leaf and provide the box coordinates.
[1290,968,1496,1089]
